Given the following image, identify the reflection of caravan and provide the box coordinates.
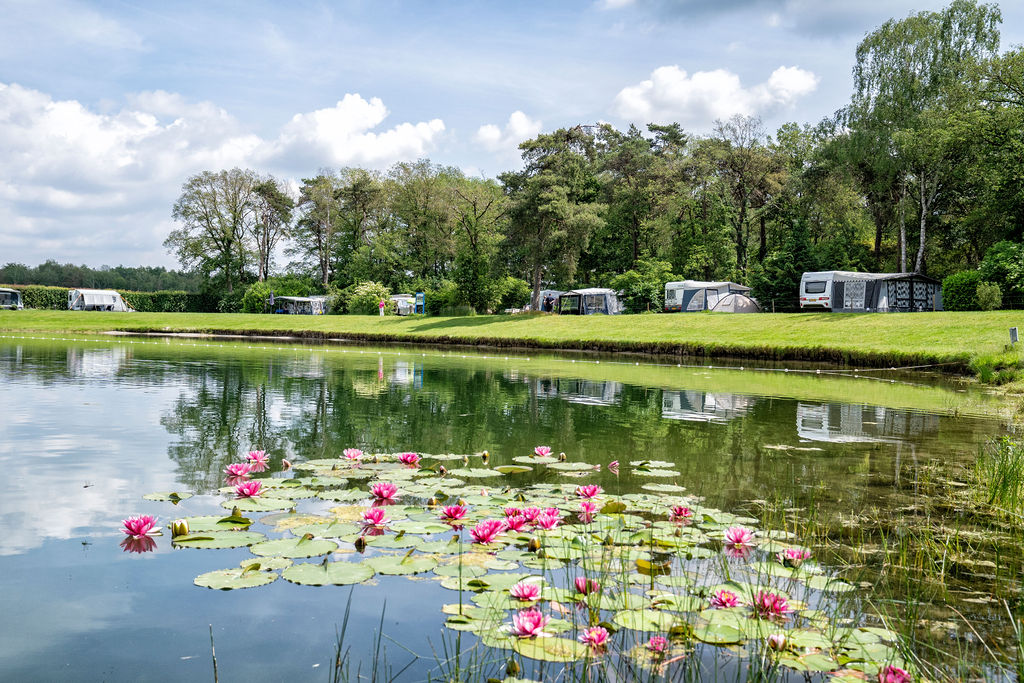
[533,378,623,406]
[68,289,133,311]
[796,402,940,443]
[664,281,752,312]
[799,272,942,312]
[662,390,758,423]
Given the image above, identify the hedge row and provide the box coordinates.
[1,284,219,312]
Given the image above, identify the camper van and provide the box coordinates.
[799,271,942,312]
[67,289,133,312]
[0,288,23,310]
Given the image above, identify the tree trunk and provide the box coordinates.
[898,182,907,273]
[531,263,542,311]
[915,171,928,274]
[758,213,767,263]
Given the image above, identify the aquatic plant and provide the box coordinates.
[369,482,397,500]
[398,452,420,466]
[534,446,551,457]
[234,480,262,497]
[439,504,467,521]
[574,576,601,595]
[509,581,541,602]
[724,525,754,547]
[777,548,811,568]
[469,519,504,544]
[752,591,791,620]
[579,626,609,651]
[710,589,741,609]
[646,635,668,654]
[246,450,269,465]
[224,462,253,477]
[509,608,551,638]
[877,665,911,683]
[574,484,602,499]
[121,514,160,538]
[361,507,389,527]
[670,505,693,522]
[343,448,363,461]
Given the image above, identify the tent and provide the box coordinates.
[711,293,761,313]
[799,271,942,312]
[67,289,132,312]
[273,296,328,315]
[665,281,751,312]
[557,288,623,315]
[390,294,416,316]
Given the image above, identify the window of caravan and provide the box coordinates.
[584,294,607,313]
[559,296,580,313]
[666,289,676,301]
[804,281,826,294]
[0,291,17,305]
[686,290,705,311]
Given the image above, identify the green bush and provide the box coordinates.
[941,270,982,311]
[498,277,531,311]
[980,241,1024,298]
[347,281,394,315]
[609,259,676,314]
[1,284,220,312]
[976,282,1003,311]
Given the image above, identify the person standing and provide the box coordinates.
[378,299,386,316]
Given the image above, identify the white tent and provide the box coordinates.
[67,289,132,312]
[665,281,751,312]
[711,293,761,313]
[557,288,623,315]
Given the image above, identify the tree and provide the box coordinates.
[250,178,294,282]
[291,174,343,287]
[449,176,508,312]
[166,168,259,293]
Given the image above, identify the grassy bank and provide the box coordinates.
[2,309,1023,373]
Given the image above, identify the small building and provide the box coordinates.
[390,294,416,316]
[273,296,328,315]
[557,288,623,315]
[799,271,942,312]
[68,289,132,312]
[0,287,23,310]
[665,281,752,312]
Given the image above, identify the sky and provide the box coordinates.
[1,0,1022,270]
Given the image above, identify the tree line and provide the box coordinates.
[14,1,1018,315]
[0,260,202,293]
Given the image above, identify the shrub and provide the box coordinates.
[980,241,1024,298]
[976,282,1003,311]
[941,270,982,311]
[609,259,676,314]
[1,284,219,312]
[347,281,394,315]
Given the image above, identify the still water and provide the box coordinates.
[0,336,1009,680]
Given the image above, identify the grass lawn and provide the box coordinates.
[2,309,1023,372]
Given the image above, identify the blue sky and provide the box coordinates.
[2,0,1021,269]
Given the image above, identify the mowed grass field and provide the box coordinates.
[2,309,1022,371]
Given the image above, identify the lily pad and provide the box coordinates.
[613,609,679,631]
[194,566,278,590]
[449,468,505,479]
[250,535,337,558]
[177,514,253,531]
[512,637,588,662]
[220,497,294,512]
[282,560,375,586]
[495,465,533,474]
[143,491,193,503]
[546,462,595,472]
[173,531,266,549]
[364,554,438,575]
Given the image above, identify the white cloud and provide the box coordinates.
[0,83,446,266]
[474,110,543,160]
[611,65,818,127]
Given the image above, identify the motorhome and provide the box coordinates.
[0,287,23,310]
[799,271,942,312]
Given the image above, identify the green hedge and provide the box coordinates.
[941,271,982,311]
[1,284,218,312]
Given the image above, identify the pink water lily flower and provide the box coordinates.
[510,581,541,601]
[440,504,468,521]
[608,460,619,474]
[398,452,420,466]
[503,507,522,518]
[122,515,160,538]
[370,482,398,500]
[578,500,597,523]
[120,536,157,553]
[877,666,911,683]
[724,526,754,547]
[647,635,668,655]
[753,591,792,620]
[670,505,693,523]
[362,507,389,526]
[521,506,542,522]
[343,448,363,461]
[767,633,787,651]
[224,462,253,477]
[235,480,262,498]
[470,519,505,544]
[575,484,602,499]
[503,515,529,532]
[246,450,269,465]
[778,548,812,568]
[510,607,551,638]
[534,446,552,458]
[534,512,560,530]
[574,576,601,595]
[710,589,741,608]
[725,544,753,561]
[579,626,609,650]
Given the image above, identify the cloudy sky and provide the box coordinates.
[2,0,1021,269]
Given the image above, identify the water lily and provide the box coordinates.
[710,589,741,608]
[778,548,811,568]
[169,519,190,537]
[725,544,754,561]
[647,635,668,654]
[608,460,619,474]
[574,576,601,595]
[510,581,541,601]
[398,452,420,466]
[343,448,363,461]
[246,450,269,465]
[370,482,398,501]
[534,446,552,458]
[503,515,529,532]
[120,536,157,553]
[362,507,389,527]
[521,506,542,522]
[440,504,468,521]
[575,484,602,499]
[534,511,560,530]
[235,480,262,498]
[121,514,160,538]
[509,607,551,638]
[670,505,693,523]
[224,462,253,477]
[752,591,792,620]
[877,666,911,683]
[579,626,609,651]
[503,507,522,518]
[470,519,505,544]
[281,458,291,470]
[767,633,787,651]
[578,500,597,523]
[724,526,754,547]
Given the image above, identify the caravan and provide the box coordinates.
[799,272,942,312]
[0,288,23,310]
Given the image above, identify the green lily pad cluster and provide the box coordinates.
[147,450,908,678]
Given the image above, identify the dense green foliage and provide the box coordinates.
[2,284,218,312]
[0,260,201,292]
[943,271,983,310]
[977,282,1003,311]
[346,281,394,315]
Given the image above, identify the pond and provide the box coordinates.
[0,335,1017,681]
